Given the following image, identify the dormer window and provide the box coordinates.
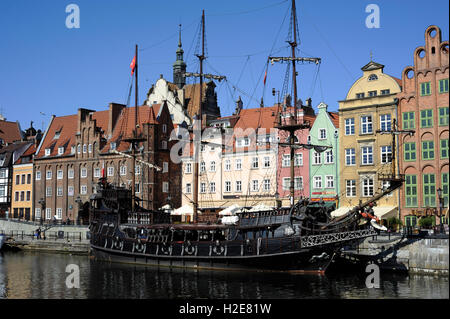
[368,74,378,81]
[53,130,61,140]
[111,142,116,150]
[58,147,64,155]
[45,148,51,156]
[71,146,75,154]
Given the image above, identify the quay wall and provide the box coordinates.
[346,233,449,276]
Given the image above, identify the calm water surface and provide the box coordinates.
[0,251,448,299]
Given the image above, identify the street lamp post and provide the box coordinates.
[38,197,45,225]
[437,188,444,233]
[75,195,82,225]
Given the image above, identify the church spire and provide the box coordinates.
[173,24,187,89]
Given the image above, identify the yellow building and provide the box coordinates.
[335,61,402,221]
[11,144,36,221]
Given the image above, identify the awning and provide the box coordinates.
[172,204,194,216]
[373,206,397,219]
[218,204,241,216]
[330,206,354,217]
[331,206,397,219]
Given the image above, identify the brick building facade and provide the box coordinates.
[398,25,449,227]
[33,102,181,224]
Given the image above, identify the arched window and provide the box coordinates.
[368,74,378,81]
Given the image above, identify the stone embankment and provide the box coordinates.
[0,219,90,254]
[341,231,449,276]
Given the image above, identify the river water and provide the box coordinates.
[0,251,448,299]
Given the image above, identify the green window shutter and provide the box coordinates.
[420,109,433,128]
[423,174,436,207]
[439,107,449,126]
[439,79,449,93]
[441,139,449,159]
[442,173,449,207]
[405,175,418,207]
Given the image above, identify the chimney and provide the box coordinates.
[108,103,126,137]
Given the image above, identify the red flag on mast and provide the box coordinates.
[263,69,267,85]
[130,56,136,75]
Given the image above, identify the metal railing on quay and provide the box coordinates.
[3,229,87,241]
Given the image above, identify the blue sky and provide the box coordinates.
[0,0,448,132]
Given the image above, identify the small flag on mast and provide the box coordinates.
[263,69,267,85]
[130,56,136,75]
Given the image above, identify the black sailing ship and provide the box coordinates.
[88,2,408,274]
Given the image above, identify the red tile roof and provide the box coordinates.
[0,120,22,144]
[36,104,163,159]
[327,112,339,128]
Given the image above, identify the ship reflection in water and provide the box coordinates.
[0,251,448,299]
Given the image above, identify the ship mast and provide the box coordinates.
[269,0,322,206]
[132,44,138,212]
[185,11,225,223]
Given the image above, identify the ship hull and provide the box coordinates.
[90,243,336,274]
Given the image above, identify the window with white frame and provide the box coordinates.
[45,148,51,156]
[71,146,76,154]
[185,162,192,174]
[380,146,392,164]
[77,144,81,154]
[235,159,242,170]
[200,182,206,194]
[56,208,62,220]
[361,115,373,134]
[107,166,114,176]
[58,147,64,155]
[120,165,127,175]
[251,157,259,169]
[46,186,52,197]
[346,180,356,197]
[295,153,303,166]
[209,161,216,172]
[200,161,206,173]
[68,186,74,196]
[46,170,52,180]
[325,176,334,188]
[57,170,63,180]
[237,137,250,147]
[236,181,242,192]
[295,177,303,190]
[209,182,216,193]
[380,114,391,132]
[282,154,290,167]
[68,168,74,179]
[225,181,231,192]
[57,187,63,197]
[264,156,270,168]
[35,208,41,219]
[163,182,169,193]
[361,146,373,165]
[110,142,116,150]
[319,128,327,140]
[186,183,191,194]
[36,171,41,180]
[313,152,321,165]
[46,208,52,220]
[263,179,271,191]
[94,168,101,178]
[325,150,334,164]
[345,118,355,135]
[80,185,87,195]
[314,176,322,189]
[224,159,231,171]
[83,144,87,153]
[345,148,356,166]
[135,165,141,175]
[382,181,392,197]
[282,178,290,190]
[252,180,259,192]
[88,144,92,153]
[81,167,87,178]
[163,162,168,173]
[362,176,374,197]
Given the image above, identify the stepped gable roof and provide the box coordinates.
[102,104,161,153]
[0,120,22,144]
[35,109,111,159]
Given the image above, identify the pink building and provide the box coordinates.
[276,109,316,207]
